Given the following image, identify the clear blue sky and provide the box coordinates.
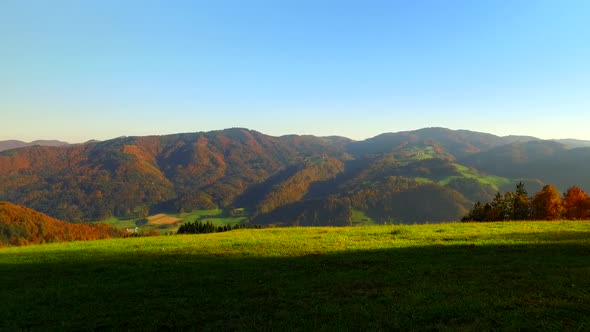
[1,0,589,142]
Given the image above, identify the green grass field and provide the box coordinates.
[95,209,249,234]
[437,163,511,190]
[350,209,377,225]
[2,221,590,331]
[175,209,248,227]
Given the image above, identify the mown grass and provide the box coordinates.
[437,164,511,190]
[174,209,248,227]
[1,221,590,331]
[398,146,437,163]
[410,163,511,191]
[350,209,377,225]
[98,216,137,229]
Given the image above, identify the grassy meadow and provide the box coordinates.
[97,208,249,234]
[1,221,590,330]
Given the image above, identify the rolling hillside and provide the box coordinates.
[2,127,590,225]
[0,202,122,246]
[1,221,589,330]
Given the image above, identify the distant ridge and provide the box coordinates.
[0,140,70,152]
[347,127,538,158]
[4,129,590,152]
[552,139,590,149]
[501,135,540,144]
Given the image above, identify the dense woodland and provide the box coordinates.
[0,201,122,246]
[2,128,590,225]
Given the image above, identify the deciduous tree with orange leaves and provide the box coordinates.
[530,185,563,220]
[562,186,590,220]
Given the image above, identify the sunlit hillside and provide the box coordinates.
[2,221,589,330]
[0,202,122,246]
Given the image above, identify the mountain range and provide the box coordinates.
[0,140,69,152]
[1,127,590,226]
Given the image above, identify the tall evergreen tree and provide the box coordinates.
[512,182,530,220]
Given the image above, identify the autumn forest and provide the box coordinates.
[2,127,590,230]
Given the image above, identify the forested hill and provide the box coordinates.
[0,202,121,246]
[1,127,590,225]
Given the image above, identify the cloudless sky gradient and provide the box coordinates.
[1,0,589,142]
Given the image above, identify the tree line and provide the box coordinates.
[462,182,590,221]
[177,221,258,234]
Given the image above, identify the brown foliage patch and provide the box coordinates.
[147,214,183,225]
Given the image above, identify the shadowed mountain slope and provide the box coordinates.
[460,141,590,190]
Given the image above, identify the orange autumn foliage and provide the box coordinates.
[530,185,563,220]
[0,201,123,246]
[562,186,590,220]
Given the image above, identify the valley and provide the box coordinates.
[5,2,590,330]
[3,127,590,227]
[96,208,250,235]
[2,130,590,330]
